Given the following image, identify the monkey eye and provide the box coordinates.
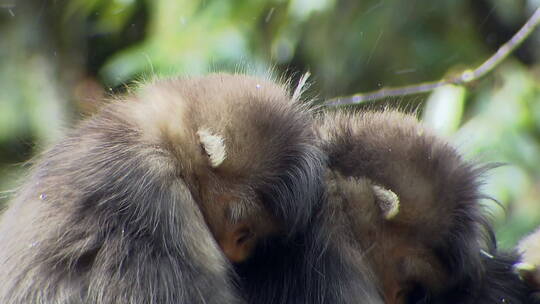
[236,228,254,245]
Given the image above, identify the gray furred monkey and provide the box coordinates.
[316,110,536,304]
[0,73,325,304]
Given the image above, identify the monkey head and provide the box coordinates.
[125,73,323,263]
[318,110,492,304]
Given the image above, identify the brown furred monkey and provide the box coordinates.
[316,110,535,304]
[0,73,325,304]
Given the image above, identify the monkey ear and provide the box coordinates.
[197,128,227,168]
[372,185,400,220]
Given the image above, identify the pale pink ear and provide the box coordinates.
[197,128,227,168]
[372,185,400,220]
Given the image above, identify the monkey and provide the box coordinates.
[315,109,537,304]
[5,73,532,304]
[0,73,327,304]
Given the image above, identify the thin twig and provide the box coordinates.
[325,7,540,106]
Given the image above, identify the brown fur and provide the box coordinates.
[316,110,497,303]
[0,73,324,304]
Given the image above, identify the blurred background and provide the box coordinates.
[0,0,539,248]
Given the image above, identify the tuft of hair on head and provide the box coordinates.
[197,128,227,168]
[292,72,311,102]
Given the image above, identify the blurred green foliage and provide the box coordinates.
[0,0,539,248]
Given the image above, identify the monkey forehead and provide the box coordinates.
[127,73,317,177]
[317,110,487,235]
[145,73,292,109]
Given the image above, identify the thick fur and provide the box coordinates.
[427,251,539,304]
[236,200,384,304]
[316,110,536,303]
[0,74,324,304]
[234,114,383,303]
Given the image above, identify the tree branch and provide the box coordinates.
[325,7,540,106]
